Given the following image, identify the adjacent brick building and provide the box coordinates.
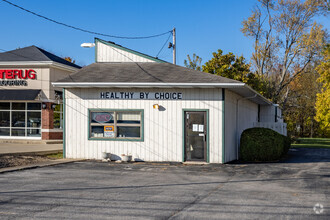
[0,46,81,141]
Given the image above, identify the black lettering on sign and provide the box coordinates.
[100,91,183,99]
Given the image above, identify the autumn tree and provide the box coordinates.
[315,44,330,137]
[202,49,269,96]
[64,57,76,64]
[184,54,202,71]
[284,66,321,137]
[241,0,328,104]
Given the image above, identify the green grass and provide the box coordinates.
[292,138,330,149]
[46,152,63,159]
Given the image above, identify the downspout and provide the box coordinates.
[236,94,257,160]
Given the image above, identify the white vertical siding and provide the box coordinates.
[96,41,156,63]
[65,88,224,163]
[224,89,258,163]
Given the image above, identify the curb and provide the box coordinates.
[0,150,63,156]
[0,159,85,174]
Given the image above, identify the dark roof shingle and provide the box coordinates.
[56,62,241,84]
[0,46,81,69]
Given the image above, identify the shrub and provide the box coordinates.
[282,136,291,156]
[240,127,291,162]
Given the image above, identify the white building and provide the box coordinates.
[53,39,286,163]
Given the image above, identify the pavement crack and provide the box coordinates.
[167,180,227,220]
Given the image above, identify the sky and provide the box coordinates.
[0,0,329,67]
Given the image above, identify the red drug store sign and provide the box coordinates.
[0,69,37,86]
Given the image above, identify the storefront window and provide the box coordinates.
[117,126,140,138]
[0,111,10,127]
[12,128,25,136]
[53,104,63,129]
[27,112,41,128]
[12,111,26,127]
[12,103,25,110]
[0,102,42,138]
[89,110,143,140]
[27,103,41,110]
[0,128,10,136]
[0,102,10,110]
[27,128,41,137]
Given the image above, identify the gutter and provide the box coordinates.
[0,61,80,72]
[52,82,246,88]
[52,82,272,105]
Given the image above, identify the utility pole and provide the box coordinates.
[173,28,176,65]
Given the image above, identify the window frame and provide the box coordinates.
[88,109,144,142]
[0,102,42,138]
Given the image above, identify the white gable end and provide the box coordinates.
[96,40,156,63]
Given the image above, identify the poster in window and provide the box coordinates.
[93,112,113,123]
[104,125,115,138]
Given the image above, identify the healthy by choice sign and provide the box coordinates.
[100,92,183,100]
[0,69,37,86]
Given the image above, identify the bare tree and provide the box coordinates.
[241,0,328,103]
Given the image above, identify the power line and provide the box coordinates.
[156,32,172,58]
[1,0,172,39]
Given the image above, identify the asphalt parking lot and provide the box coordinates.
[0,148,329,219]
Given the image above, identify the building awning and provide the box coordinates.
[0,89,41,101]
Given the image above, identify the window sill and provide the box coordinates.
[88,137,144,142]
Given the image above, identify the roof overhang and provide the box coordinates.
[0,89,41,101]
[52,82,272,105]
[52,82,245,88]
[0,61,80,72]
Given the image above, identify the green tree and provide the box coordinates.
[184,54,202,71]
[202,49,269,96]
[241,0,328,103]
[203,49,250,81]
[315,44,330,137]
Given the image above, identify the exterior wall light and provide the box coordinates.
[51,104,57,110]
[81,43,95,48]
[42,103,47,109]
[153,104,159,109]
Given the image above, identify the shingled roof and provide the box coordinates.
[56,62,240,84]
[0,46,81,69]
[54,62,272,105]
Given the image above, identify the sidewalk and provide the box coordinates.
[0,143,62,155]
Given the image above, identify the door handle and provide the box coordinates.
[204,134,207,142]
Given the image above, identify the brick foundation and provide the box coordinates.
[42,132,63,140]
